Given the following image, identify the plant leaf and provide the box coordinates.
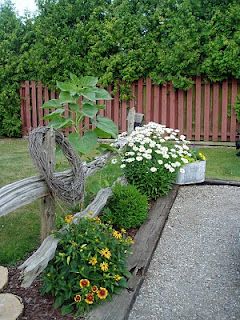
[43,108,65,120]
[57,81,77,94]
[68,131,98,154]
[61,305,73,316]
[77,131,98,154]
[80,88,96,101]
[94,87,112,100]
[69,103,80,112]
[94,128,111,138]
[79,76,98,87]
[82,103,98,118]
[49,118,73,129]
[59,91,77,104]
[42,99,62,109]
[96,115,118,138]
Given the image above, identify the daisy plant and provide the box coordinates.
[119,122,195,199]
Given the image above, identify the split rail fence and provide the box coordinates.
[20,77,240,142]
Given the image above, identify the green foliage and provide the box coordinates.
[41,217,132,316]
[103,184,148,229]
[0,2,24,136]
[2,0,240,135]
[42,74,118,156]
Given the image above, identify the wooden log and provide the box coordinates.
[18,178,126,288]
[40,128,56,241]
[0,153,112,217]
[87,186,179,320]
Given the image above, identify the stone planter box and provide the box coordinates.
[176,160,206,185]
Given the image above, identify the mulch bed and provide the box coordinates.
[3,267,77,320]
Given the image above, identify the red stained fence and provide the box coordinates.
[20,77,240,142]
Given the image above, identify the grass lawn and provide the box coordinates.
[199,147,240,181]
[0,139,239,266]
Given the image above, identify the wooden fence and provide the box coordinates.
[20,77,240,142]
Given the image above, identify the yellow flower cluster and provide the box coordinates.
[88,256,98,266]
[100,248,111,259]
[114,274,122,281]
[64,214,74,224]
[198,152,206,161]
[112,230,122,239]
[100,262,109,272]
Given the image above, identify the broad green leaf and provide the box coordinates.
[79,76,98,87]
[94,87,112,100]
[69,73,79,83]
[96,115,118,138]
[82,103,98,118]
[42,99,62,109]
[43,108,65,120]
[49,118,73,129]
[78,131,98,154]
[68,132,80,150]
[80,88,96,101]
[68,131,98,154]
[94,127,111,138]
[59,91,76,104]
[69,103,80,112]
[69,131,98,154]
[57,81,77,94]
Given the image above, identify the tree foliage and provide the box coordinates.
[1,0,240,136]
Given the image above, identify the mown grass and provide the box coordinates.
[199,147,240,181]
[0,139,239,265]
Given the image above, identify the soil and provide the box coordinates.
[3,266,78,320]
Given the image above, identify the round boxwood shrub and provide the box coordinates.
[103,184,148,229]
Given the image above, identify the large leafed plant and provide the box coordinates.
[42,74,118,156]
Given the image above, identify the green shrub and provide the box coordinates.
[41,216,132,317]
[103,184,148,229]
[120,122,193,199]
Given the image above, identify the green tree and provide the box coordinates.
[0,1,24,136]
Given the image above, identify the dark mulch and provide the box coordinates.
[3,229,138,319]
[3,267,78,320]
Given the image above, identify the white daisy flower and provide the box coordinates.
[111,158,118,164]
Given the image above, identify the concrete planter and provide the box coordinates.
[176,160,206,185]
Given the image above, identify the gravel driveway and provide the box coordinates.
[129,185,240,320]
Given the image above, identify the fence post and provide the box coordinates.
[127,107,136,134]
[41,128,56,241]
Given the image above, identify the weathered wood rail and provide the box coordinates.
[0,153,111,217]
